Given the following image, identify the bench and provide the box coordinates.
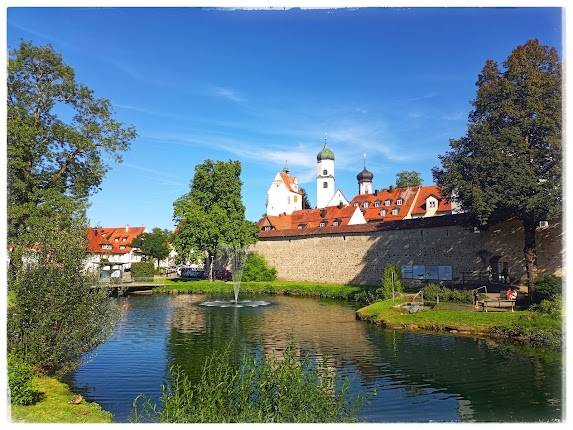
[479,298,516,312]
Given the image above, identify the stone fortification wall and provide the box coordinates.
[251,218,562,286]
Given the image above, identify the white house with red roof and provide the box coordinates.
[266,164,304,216]
[85,226,146,279]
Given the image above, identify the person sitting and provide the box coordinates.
[505,288,514,300]
[510,289,518,300]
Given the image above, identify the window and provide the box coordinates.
[287,196,290,204]
[101,244,112,250]
[374,201,380,207]
[119,245,126,250]
[392,208,399,215]
[263,226,272,232]
[122,237,127,242]
[354,202,359,207]
[428,200,437,208]
[397,198,403,206]
[323,182,328,189]
[385,200,391,206]
[319,220,327,227]
[333,219,341,226]
[298,224,306,229]
[380,209,386,216]
[294,195,298,203]
[114,238,119,242]
[363,202,369,208]
[323,169,328,175]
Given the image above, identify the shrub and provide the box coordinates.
[8,354,40,406]
[132,341,361,423]
[533,274,562,303]
[379,265,403,300]
[241,253,277,282]
[8,222,119,375]
[530,297,562,320]
[131,261,155,279]
[422,283,474,304]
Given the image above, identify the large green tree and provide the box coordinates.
[173,160,259,280]
[8,41,136,242]
[132,228,172,268]
[395,170,423,188]
[300,187,312,209]
[432,39,561,299]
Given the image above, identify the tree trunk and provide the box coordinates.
[523,218,538,303]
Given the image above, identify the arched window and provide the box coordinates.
[323,182,328,188]
[323,169,328,175]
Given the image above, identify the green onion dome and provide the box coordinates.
[317,143,335,161]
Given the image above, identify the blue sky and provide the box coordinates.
[8,7,562,229]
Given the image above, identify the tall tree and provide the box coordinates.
[395,170,423,188]
[132,228,172,268]
[300,187,312,209]
[8,41,136,242]
[173,160,259,280]
[432,39,561,300]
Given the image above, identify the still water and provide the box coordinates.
[65,294,562,422]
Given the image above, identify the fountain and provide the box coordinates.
[200,246,270,308]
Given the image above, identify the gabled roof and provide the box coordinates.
[349,186,419,222]
[411,185,452,215]
[278,172,303,194]
[258,205,358,231]
[87,226,145,254]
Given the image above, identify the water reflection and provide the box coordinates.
[67,294,562,423]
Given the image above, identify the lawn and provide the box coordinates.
[10,376,112,423]
[356,298,561,334]
[152,279,369,300]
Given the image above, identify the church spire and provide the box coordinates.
[282,160,289,174]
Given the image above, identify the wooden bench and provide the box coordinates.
[479,297,516,312]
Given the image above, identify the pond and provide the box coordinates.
[64,294,562,423]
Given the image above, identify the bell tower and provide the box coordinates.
[316,139,335,208]
[357,154,374,195]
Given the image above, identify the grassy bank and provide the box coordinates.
[10,376,112,423]
[356,299,561,348]
[153,279,369,300]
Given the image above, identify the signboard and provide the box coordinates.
[425,266,439,280]
[438,266,453,281]
[412,265,425,280]
[401,265,413,279]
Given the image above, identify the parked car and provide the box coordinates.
[178,267,205,279]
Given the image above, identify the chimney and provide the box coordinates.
[125,225,129,233]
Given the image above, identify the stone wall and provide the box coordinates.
[252,219,562,286]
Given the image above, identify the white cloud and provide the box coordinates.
[210,86,246,103]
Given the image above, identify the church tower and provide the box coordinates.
[316,140,335,208]
[357,155,374,195]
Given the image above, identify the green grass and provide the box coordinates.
[153,279,369,300]
[356,298,561,336]
[10,376,112,423]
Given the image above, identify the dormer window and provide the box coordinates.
[122,237,127,242]
[380,209,386,216]
[319,220,327,228]
[263,226,272,232]
[354,202,359,207]
[114,238,119,242]
[101,244,112,250]
[392,208,399,215]
[333,219,341,226]
[119,245,126,250]
[298,224,306,229]
[397,198,403,206]
[363,202,369,208]
[385,200,391,206]
[428,200,437,208]
[374,201,380,207]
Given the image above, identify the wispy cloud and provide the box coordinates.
[441,111,466,121]
[122,162,187,188]
[210,86,246,103]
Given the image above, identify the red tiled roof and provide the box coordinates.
[258,205,358,231]
[279,172,303,194]
[411,185,452,215]
[87,226,145,254]
[259,213,471,239]
[349,186,419,222]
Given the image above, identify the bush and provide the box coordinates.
[378,265,403,300]
[533,274,562,303]
[530,297,562,320]
[131,261,155,279]
[422,283,474,304]
[8,221,119,375]
[8,354,40,406]
[241,253,277,282]
[132,340,361,423]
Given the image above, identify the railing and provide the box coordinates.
[411,290,424,305]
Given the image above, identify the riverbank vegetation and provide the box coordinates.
[10,376,112,423]
[153,279,368,299]
[356,297,562,349]
[132,341,361,423]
